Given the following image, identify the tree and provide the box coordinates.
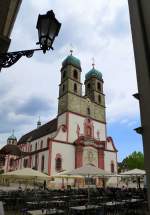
[120,151,144,171]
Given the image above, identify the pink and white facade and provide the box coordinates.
[5,53,118,177]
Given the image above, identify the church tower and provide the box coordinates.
[84,64,106,123]
[85,64,105,106]
[58,51,82,115]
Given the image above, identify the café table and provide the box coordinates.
[27,209,64,215]
[69,205,102,214]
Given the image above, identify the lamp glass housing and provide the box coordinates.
[36,10,61,53]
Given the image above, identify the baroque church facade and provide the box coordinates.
[5,53,118,176]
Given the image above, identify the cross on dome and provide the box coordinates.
[12,129,14,136]
[70,43,73,55]
[92,57,95,68]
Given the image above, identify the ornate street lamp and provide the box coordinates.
[0,10,61,70]
[36,10,61,53]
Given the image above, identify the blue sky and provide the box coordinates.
[0,0,143,161]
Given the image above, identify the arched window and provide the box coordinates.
[23,159,28,168]
[73,69,78,79]
[47,138,50,147]
[63,70,66,79]
[87,83,91,89]
[98,95,101,104]
[9,158,14,167]
[41,155,45,172]
[97,82,101,91]
[40,140,43,149]
[62,84,65,92]
[35,143,37,151]
[35,154,38,170]
[55,154,62,172]
[74,83,77,93]
[87,108,90,115]
[111,161,115,173]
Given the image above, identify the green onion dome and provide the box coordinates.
[85,68,102,81]
[7,134,17,141]
[62,54,81,69]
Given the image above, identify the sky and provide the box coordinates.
[0,0,143,161]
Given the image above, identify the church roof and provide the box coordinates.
[62,54,81,69]
[85,68,102,81]
[17,118,57,144]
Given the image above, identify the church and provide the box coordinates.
[4,52,118,177]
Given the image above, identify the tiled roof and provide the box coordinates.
[17,118,57,145]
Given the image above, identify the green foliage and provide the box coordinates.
[121,151,144,171]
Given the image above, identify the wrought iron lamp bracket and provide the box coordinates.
[0,48,42,69]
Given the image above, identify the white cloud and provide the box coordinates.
[0,0,140,147]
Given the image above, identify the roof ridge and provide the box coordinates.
[17,118,57,144]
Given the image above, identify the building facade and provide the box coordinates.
[128,0,150,209]
[0,0,22,53]
[5,53,118,177]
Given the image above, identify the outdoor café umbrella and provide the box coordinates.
[1,168,50,183]
[65,164,109,204]
[52,170,84,188]
[120,168,145,176]
[120,168,146,188]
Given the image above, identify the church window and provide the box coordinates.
[40,140,43,149]
[0,156,5,166]
[87,83,91,89]
[63,70,66,79]
[62,84,65,92]
[23,159,28,168]
[35,154,38,170]
[74,83,77,93]
[41,155,45,172]
[35,143,37,151]
[97,82,101,91]
[55,154,62,172]
[98,95,101,104]
[9,158,14,167]
[73,69,78,79]
[47,138,50,147]
[111,161,115,173]
[87,108,90,115]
